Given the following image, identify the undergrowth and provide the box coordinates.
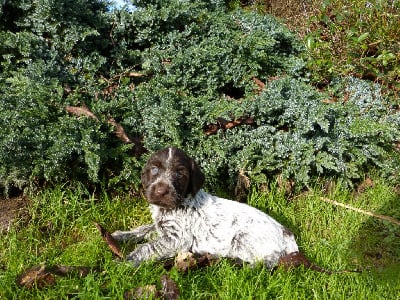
[238,0,400,95]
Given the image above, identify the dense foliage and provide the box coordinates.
[1,0,399,196]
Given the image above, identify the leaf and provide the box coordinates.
[94,222,124,259]
[124,285,160,300]
[203,116,255,136]
[160,274,179,300]
[123,275,179,300]
[357,32,370,43]
[173,252,218,273]
[17,265,56,289]
[17,265,93,289]
[252,77,266,93]
[66,105,99,121]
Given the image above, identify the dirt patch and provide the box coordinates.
[0,196,30,233]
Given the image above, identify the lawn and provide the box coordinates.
[1,179,399,299]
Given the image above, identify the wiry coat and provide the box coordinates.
[112,147,299,268]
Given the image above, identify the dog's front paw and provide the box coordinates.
[126,252,142,267]
[110,230,127,241]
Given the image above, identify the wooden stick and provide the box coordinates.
[320,197,400,226]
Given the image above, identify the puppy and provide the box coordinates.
[111,146,306,269]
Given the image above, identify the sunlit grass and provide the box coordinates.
[1,179,399,299]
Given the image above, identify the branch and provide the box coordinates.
[252,77,265,93]
[203,115,255,136]
[320,197,400,226]
[66,105,146,156]
[65,105,99,121]
[107,118,132,144]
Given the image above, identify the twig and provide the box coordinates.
[252,77,266,93]
[107,118,132,144]
[66,105,99,121]
[320,197,400,226]
[66,105,131,143]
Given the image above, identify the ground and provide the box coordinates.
[0,196,29,233]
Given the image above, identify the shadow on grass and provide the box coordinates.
[349,187,400,281]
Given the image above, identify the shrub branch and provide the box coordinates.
[66,105,145,156]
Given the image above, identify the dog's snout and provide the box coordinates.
[154,183,169,197]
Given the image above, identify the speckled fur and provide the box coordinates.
[112,147,299,268]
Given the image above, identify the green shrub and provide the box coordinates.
[0,0,399,196]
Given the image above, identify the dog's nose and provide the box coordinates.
[154,185,168,197]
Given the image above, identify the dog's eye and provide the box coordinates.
[150,166,159,176]
[175,170,185,178]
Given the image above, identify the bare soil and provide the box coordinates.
[0,196,30,233]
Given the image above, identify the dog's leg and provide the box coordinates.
[125,237,180,266]
[111,224,156,242]
[126,223,190,266]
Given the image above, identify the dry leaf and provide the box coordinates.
[252,77,266,93]
[94,222,124,259]
[235,169,251,202]
[66,105,99,121]
[107,118,132,144]
[17,265,93,289]
[203,116,255,136]
[356,177,374,194]
[17,265,56,289]
[160,274,179,300]
[50,265,92,277]
[174,252,218,273]
[124,285,160,300]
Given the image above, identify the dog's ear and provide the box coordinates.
[189,159,205,196]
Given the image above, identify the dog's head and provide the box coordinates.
[141,147,205,209]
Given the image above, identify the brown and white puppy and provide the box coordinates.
[112,147,308,269]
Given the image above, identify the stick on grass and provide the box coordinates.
[320,197,400,226]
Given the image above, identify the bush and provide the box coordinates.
[0,0,399,196]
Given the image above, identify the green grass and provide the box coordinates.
[1,180,399,299]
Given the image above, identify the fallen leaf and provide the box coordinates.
[94,222,124,259]
[108,118,133,144]
[66,105,99,121]
[124,285,160,300]
[356,177,374,194]
[17,265,56,289]
[252,77,266,93]
[174,252,218,273]
[160,274,179,300]
[235,169,251,202]
[50,265,92,277]
[17,265,93,289]
[203,115,255,136]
